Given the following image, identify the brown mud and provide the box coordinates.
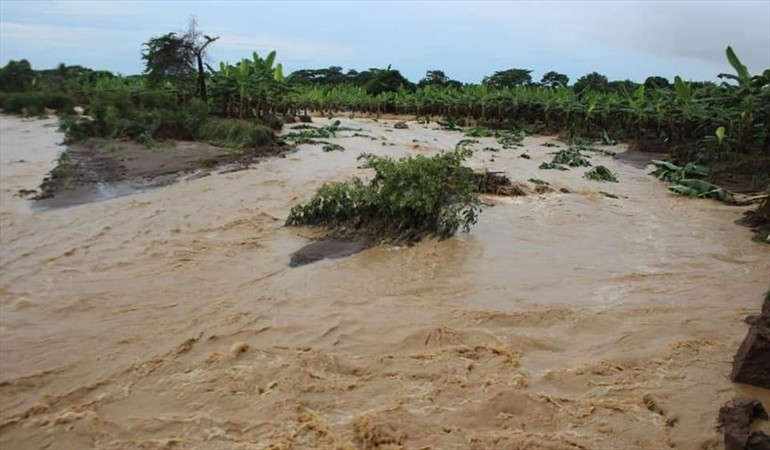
[30,137,289,210]
[1,116,769,449]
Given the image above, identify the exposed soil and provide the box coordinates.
[290,239,373,267]
[710,156,770,194]
[32,138,290,209]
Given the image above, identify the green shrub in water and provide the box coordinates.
[585,165,619,182]
[286,148,481,242]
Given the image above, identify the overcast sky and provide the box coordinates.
[1,0,768,84]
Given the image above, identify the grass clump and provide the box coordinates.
[198,118,276,150]
[286,148,481,243]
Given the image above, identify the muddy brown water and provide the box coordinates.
[1,116,769,449]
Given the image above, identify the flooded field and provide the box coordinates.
[0,116,768,449]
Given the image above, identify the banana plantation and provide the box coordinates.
[3,41,768,153]
[276,49,769,157]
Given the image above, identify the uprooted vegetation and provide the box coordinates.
[286,148,482,243]
[464,126,526,148]
[585,166,619,183]
[651,160,735,203]
[282,120,362,151]
[538,143,594,172]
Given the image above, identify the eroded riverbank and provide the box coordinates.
[0,116,768,449]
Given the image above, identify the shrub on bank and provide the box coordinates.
[197,118,277,149]
[0,91,76,115]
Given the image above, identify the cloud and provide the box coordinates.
[214,33,353,62]
[0,21,147,71]
[0,21,124,46]
[14,0,142,17]
[208,31,358,73]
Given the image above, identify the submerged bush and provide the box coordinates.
[585,165,619,182]
[197,118,276,149]
[551,147,592,167]
[286,148,481,242]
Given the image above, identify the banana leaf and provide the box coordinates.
[670,179,735,203]
[669,185,701,197]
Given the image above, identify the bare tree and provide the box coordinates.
[183,17,219,101]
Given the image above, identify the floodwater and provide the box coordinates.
[0,116,768,449]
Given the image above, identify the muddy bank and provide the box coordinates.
[1,116,769,449]
[290,239,372,267]
[30,137,290,209]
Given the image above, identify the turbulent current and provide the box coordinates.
[0,116,768,449]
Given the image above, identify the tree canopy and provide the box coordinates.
[0,60,35,92]
[644,76,670,89]
[540,71,569,88]
[573,71,609,94]
[482,68,532,89]
[418,70,463,89]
